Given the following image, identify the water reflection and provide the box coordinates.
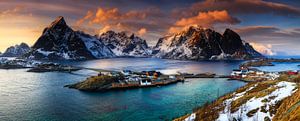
[0,58,245,121]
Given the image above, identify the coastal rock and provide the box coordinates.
[65,75,122,91]
[99,31,150,57]
[153,25,263,60]
[1,43,30,57]
[25,16,115,60]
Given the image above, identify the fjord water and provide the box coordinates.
[0,58,246,121]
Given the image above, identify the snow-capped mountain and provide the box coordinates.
[99,31,150,57]
[1,43,30,57]
[153,25,263,60]
[24,16,262,61]
[25,16,114,60]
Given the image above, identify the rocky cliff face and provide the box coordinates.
[99,31,150,57]
[1,43,30,57]
[25,16,114,60]
[153,26,263,60]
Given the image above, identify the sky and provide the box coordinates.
[0,0,300,56]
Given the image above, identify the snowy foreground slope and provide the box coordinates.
[176,80,298,121]
[217,81,296,121]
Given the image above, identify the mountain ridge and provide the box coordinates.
[1,43,30,57]
[153,25,263,60]
[23,16,263,60]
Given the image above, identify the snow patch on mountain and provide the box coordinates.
[1,43,30,57]
[25,16,114,60]
[153,26,263,60]
[78,32,115,58]
[99,31,150,57]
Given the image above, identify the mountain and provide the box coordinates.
[1,43,30,57]
[99,31,150,57]
[153,25,263,60]
[25,16,114,60]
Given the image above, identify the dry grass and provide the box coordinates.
[273,86,300,121]
[246,108,259,117]
[175,74,300,121]
[230,80,278,112]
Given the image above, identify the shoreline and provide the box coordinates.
[174,60,300,121]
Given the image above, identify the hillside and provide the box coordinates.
[175,78,300,121]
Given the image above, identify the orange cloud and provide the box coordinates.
[98,25,111,34]
[84,7,147,24]
[75,7,152,36]
[168,10,240,34]
[76,10,94,26]
[175,0,300,18]
[137,28,147,36]
[175,10,240,27]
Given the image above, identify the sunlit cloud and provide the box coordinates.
[235,26,300,38]
[250,42,276,56]
[76,7,164,38]
[1,0,300,55]
[98,25,111,35]
[174,0,300,17]
[137,28,147,36]
[168,10,240,33]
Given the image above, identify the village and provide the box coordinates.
[229,66,300,82]
[98,70,185,89]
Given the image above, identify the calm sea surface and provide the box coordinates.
[0,58,249,121]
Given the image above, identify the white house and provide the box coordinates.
[231,69,242,76]
[140,80,152,86]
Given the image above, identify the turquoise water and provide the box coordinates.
[0,58,246,121]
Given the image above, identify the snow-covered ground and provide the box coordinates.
[217,81,297,121]
[184,113,196,121]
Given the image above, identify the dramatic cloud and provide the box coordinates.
[90,8,146,24]
[235,26,300,38]
[75,7,168,39]
[98,25,111,35]
[175,10,240,27]
[250,42,276,55]
[1,0,300,55]
[76,10,93,26]
[175,0,300,17]
[169,10,240,33]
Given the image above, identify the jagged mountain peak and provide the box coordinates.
[99,30,150,57]
[223,28,241,40]
[26,16,115,60]
[42,16,71,35]
[154,26,263,60]
[48,16,67,28]
[177,25,211,36]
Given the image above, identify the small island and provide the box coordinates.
[65,70,185,91]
